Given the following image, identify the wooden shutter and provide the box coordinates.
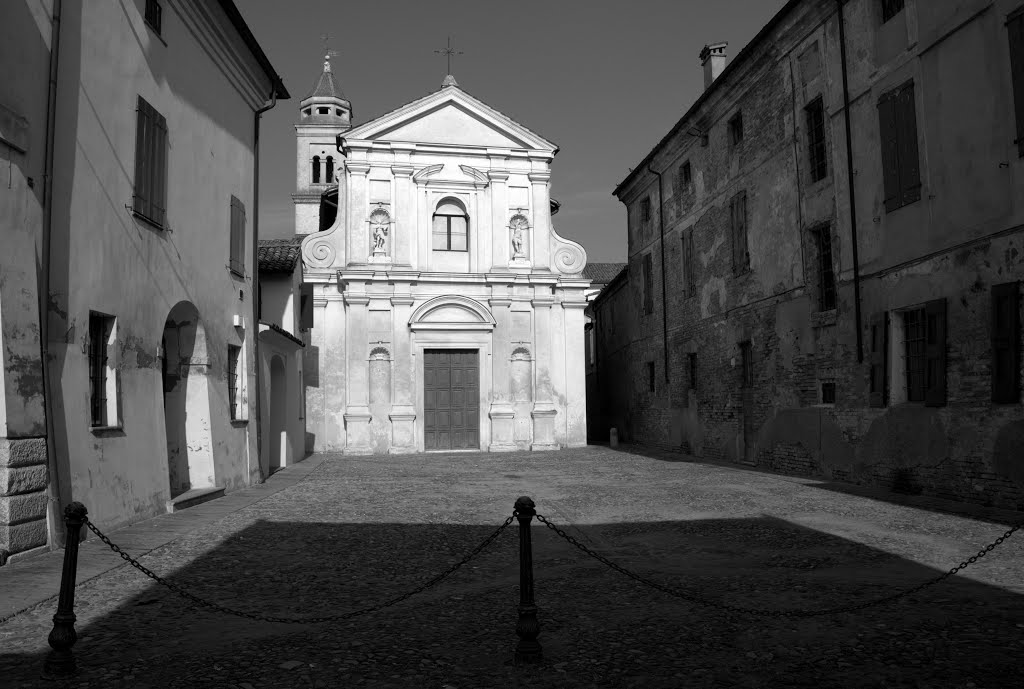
[895,83,921,206]
[300,283,315,330]
[923,298,947,407]
[133,99,151,218]
[878,93,901,212]
[868,311,889,408]
[1009,11,1024,158]
[739,192,748,269]
[152,109,167,226]
[730,195,741,272]
[229,196,244,275]
[992,281,1021,403]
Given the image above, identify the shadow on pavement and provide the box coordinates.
[1,515,1022,688]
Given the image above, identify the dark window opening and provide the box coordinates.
[881,0,905,23]
[325,155,334,183]
[739,341,753,388]
[814,226,836,311]
[992,282,1021,403]
[312,155,320,184]
[730,191,749,274]
[688,353,698,391]
[680,161,692,187]
[1007,9,1024,158]
[229,196,246,277]
[145,0,162,35]
[89,313,113,426]
[642,253,654,314]
[228,345,241,421]
[729,112,744,146]
[647,362,656,392]
[904,309,926,402]
[681,231,696,298]
[640,197,652,225]
[821,380,836,404]
[317,107,329,115]
[805,97,828,182]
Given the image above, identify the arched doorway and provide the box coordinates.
[162,301,215,497]
[269,355,287,474]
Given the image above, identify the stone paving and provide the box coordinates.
[1,446,1023,688]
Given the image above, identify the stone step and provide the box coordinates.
[166,486,225,513]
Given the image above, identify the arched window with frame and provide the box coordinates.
[432,198,468,252]
[312,155,321,184]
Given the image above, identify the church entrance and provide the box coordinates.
[423,349,479,450]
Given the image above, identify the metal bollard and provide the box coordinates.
[513,496,542,664]
[43,502,88,678]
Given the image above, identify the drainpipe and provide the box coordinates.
[40,0,65,548]
[837,0,864,363]
[647,165,670,383]
[252,88,278,481]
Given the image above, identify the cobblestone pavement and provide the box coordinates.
[2,446,1023,688]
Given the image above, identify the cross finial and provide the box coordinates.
[434,36,464,77]
[321,34,339,72]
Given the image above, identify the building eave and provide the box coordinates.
[216,0,290,99]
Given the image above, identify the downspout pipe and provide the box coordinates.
[837,0,864,363]
[647,165,670,383]
[252,88,278,482]
[40,0,64,548]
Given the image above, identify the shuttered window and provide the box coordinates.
[730,191,749,274]
[229,196,246,276]
[868,312,889,407]
[1008,8,1024,158]
[681,230,696,298]
[133,97,168,227]
[642,253,654,314]
[805,97,828,182]
[923,298,947,406]
[992,281,1021,403]
[878,81,921,212]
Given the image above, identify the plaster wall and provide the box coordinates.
[42,0,273,533]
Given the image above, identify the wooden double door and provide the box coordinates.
[423,349,480,450]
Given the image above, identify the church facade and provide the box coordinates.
[294,63,589,453]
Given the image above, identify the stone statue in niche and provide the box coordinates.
[509,214,529,259]
[369,208,390,256]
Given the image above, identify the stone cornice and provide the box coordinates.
[561,300,589,309]
[346,162,371,175]
[527,172,551,183]
[391,165,415,177]
[390,296,415,306]
[488,298,513,307]
[343,294,370,306]
[487,170,510,181]
[532,297,556,307]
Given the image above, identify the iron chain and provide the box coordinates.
[535,514,1020,619]
[84,515,515,624]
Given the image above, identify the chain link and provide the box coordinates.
[535,514,1021,619]
[84,515,515,624]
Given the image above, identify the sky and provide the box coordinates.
[242,0,789,263]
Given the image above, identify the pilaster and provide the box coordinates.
[529,172,552,269]
[530,295,559,450]
[392,166,414,267]
[347,162,370,265]
[561,299,589,448]
[343,292,372,453]
[488,296,516,451]
[389,295,417,453]
[488,170,509,270]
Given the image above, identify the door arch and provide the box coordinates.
[162,301,215,497]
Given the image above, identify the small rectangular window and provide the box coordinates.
[688,353,698,391]
[300,283,314,331]
[805,97,828,182]
[229,196,246,277]
[640,197,652,224]
[228,345,242,421]
[133,96,168,227]
[992,281,1021,403]
[729,112,744,146]
[821,380,836,404]
[881,0,904,23]
[647,362,656,392]
[730,191,749,274]
[642,253,654,314]
[145,0,163,35]
[89,313,118,427]
[739,341,753,388]
[680,161,692,187]
[681,230,696,298]
[814,226,836,311]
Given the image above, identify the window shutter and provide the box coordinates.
[869,312,889,407]
[992,281,1021,403]
[687,233,696,294]
[924,298,947,407]
[300,283,315,330]
[133,99,151,218]
[730,195,740,271]
[1008,12,1024,157]
[229,196,244,274]
[878,94,901,212]
[895,84,921,206]
[739,192,749,268]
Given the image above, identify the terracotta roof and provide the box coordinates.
[583,262,627,285]
[305,68,346,101]
[258,237,302,273]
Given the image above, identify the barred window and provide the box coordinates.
[805,97,828,182]
[904,309,926,402]
[228,345,241,421]
[89,313,116,427]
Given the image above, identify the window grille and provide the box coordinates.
[805,97,828,182]
[904,308,926,402]
[89,314,114,426]
[228,345,240,421]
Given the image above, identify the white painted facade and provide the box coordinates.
[297,70,590,453]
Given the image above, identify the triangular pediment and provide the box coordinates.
[343,87,557,152]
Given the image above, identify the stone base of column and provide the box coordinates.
[342,410,374,455]
[530,408,559,451]
[1,437,50,560]
[388,410,417,454]
[488,407,517,452]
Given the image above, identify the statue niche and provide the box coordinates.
[509,214,530,262]
[369,207,391,260]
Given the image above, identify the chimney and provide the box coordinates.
[700,42,728,90]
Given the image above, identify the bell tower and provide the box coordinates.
[294,50,351,235]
